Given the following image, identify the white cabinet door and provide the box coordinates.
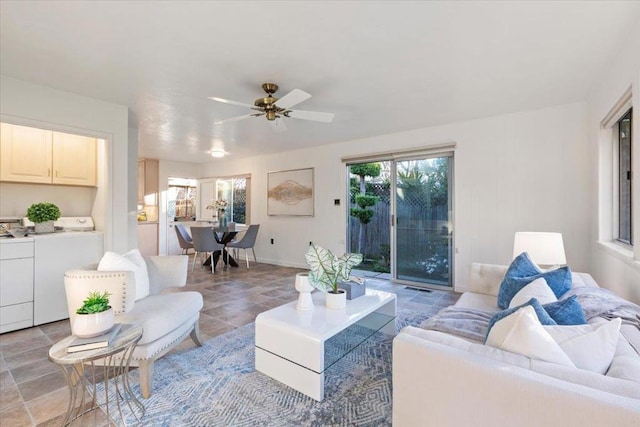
[197,179,215,220]
[0,123,53,183]
[0,258,34,306]
[52,132,97,186]
[34,233,104,325]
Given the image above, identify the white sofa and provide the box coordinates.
[393,263,640,427]
[64,255,203,398]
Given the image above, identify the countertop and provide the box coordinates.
[0,230,103,243]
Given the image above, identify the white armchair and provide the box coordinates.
[64,255,203,398]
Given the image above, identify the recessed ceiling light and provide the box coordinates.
[210,149,225,158]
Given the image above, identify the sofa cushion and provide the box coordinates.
[508,277,557,308]
[98,249,150,301]
[543,318,621,374]
[497,252,572,309]
[455,292,500,312]
[117,291,203,345]
[542,296,587,325]
[486,298,557,342]
[485,305,574,367]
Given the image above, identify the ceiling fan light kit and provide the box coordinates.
[211,82,334,129]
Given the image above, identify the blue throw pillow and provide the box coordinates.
[497,252,572,309]
[484,298,557,343]
[542,296,587,325]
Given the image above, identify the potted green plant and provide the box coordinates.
[26,202,61,233]
[72,291,115,338]
[305,243,363,309]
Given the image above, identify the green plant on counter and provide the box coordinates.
[76,291,111,314]
[26,202,61,223]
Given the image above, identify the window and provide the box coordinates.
[215,176,250,224]
[168,178,197,220]
[618,108,633,245]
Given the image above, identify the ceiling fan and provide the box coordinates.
[209,83,334,132]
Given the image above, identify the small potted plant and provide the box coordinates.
[305,243,363,309]
[73,291,115,338]
[26,202,61,234]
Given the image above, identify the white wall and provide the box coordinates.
[587,23,640,304]
[0,75,132,252]
[0,183,96,218]
[200,102,591,292]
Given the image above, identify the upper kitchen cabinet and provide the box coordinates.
[0,123,53,184]
[52,132,97,186]
[0,123,97,186]
[137,159,159,205]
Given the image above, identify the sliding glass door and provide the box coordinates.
[347,153,453,288]
[393,155,453,287]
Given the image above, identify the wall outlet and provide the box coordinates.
[334,199,340,206]
[270,238,274,244]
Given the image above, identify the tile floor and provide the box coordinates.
[0,259,459,426]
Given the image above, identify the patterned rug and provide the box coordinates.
[98,306,438,426]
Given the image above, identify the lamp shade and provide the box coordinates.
[513,232,566,266]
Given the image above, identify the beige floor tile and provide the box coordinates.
[0,327,45,347]
[0,336,52,359]
[11,358,59,384]
[18,370,67,402]
[3,344,52,370]
[0,404,33,426]
[25,388,69,425]
[0,383,23,412]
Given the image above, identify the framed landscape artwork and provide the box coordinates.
[267,168,314,216]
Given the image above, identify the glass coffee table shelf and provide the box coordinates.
[255,289,396,401]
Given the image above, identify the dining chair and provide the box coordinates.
[226,224,260,268]
[190,226,224,273]
[174,223,194,255]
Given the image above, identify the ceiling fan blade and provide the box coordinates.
[276,89,311,109]
[269,118,288,133]
[286,109,334,123]
[214,114,253,124]
[208,97,255,109]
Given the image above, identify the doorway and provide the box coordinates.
[347,153,453,289]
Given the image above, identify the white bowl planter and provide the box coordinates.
[73,308,115,338]
[295,272,314,311]
[325,290,346,310]
[34,220,55,234]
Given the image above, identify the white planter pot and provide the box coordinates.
[295,272,314,311]
[325,290,347,310]
[34,220,55,234]
[73,308,115,338]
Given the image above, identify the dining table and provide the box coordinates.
[202,224,241,268]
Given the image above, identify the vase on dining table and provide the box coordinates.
[218,210,227,227]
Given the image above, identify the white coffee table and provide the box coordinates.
[255,289,396,401]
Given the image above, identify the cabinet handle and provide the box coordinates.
[47,168,51,177]
[55,170,58,177]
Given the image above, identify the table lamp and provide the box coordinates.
[512,232,566,268]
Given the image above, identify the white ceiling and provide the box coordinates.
[1,1,639,163]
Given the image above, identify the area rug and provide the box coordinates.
[98,306,437,426]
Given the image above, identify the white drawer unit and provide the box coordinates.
[0,239,35,333]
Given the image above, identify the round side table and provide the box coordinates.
[48,324,144,426]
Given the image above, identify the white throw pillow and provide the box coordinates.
[543,318,622,374]
[508,277,557,308]
[486,305,574,367]
[98,249,150,301]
